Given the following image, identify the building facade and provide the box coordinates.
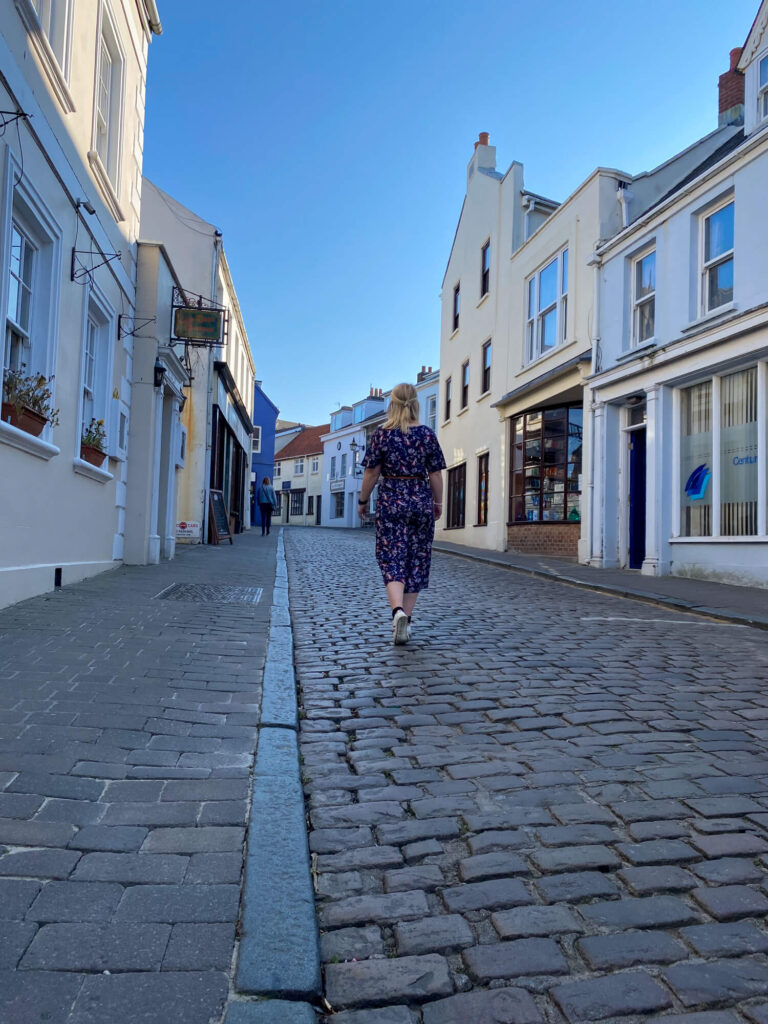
[250,379,279,529]
[586,20,768,587]
[274,424,327,526]
[0,0,161,608]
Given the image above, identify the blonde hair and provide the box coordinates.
[383,383,419,433]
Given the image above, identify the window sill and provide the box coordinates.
[473,522,488,528]
[476,293,490,308]
[0,421,60,460]
[670,535,766,544]
[616,339,659,362]
[87,151,125,223]
[443,525,466,531]
[681,302,737,333]
[441,419,451,427]
[449,328,459,339]
[73,457,113,483]
[476,390,491,403]
[457,406,469,417]
[518,338,576,376]
[15,0,76,113]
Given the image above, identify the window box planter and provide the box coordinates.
[80,442,107,468]
[1,401,48,437]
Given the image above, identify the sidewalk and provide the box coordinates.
[433,539,768,629]
[0,531,279,1024]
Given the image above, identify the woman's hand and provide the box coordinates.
[433,501,443,521]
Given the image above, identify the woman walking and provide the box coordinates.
[358,383,446,644]
[256,476,278,536]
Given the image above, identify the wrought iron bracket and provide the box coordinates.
[118,315,156,339]
[71,248,122,283]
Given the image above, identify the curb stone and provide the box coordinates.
[235,529,321,1005]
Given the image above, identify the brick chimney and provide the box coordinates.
[417,365,434,383]
[718,47,744,127]
[468,132,496,187]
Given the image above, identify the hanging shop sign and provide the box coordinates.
[173,306,223,343]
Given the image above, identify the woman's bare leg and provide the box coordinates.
[386,581,405,611]
[402,592,418,616]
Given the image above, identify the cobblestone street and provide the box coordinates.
[287,527,768,1024]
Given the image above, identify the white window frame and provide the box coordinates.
[340,452,347,477]
[293,457,304,475]
[15,0,75,112]
[77,282,115,464]
[274,462,281,478]
[759,53,768,122]
[631,246,656,347]
[700,197,734,316]
[427,394,437,432]
[252,425,262,454]
[5,221,36,374]
[89,1,125,206]
[481,340,492,395]
[330,455,336,478]
[311,455,319,473]
[480,240,490,298]
[526,247,568,363]
[0,149,62,452]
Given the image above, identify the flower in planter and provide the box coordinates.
[2,365,60,427]
[82,417,107,451]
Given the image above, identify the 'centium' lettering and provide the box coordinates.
[733,455,758,465]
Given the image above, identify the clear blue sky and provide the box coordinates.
[143,0,758,424]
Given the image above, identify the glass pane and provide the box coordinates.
[540,308,557,349]
[525,439,541,465]
[680,381,712,537]
[566,493,581,522]
[705,203,734,261]
[638,297,655,342]
[7,274,20,327]
[707,258,733,309]
[538,259,557,311]
[720,367,757,536]
[482,244,490,272]
[484,343,491,370]
[9,227,22,278]
[17,281,31,331]
[541,495,564,521]
[760,55,768,88]
[527,277,535,317]
[514,415,524,441]
[561,249,568,294]
[525,411,541,433]
[636,251,655,297]
[511,496,526,522]
[544,407,566,425]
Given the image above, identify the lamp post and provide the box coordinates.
[349,437,364,525]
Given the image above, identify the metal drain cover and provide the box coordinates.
[156,583,263,605]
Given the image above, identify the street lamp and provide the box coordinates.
[350,437,364,478]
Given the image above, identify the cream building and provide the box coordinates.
[274,424,328,526]
[0,0,161,608]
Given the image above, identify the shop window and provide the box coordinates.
[290,491,304,516]
[307,495,314,515]
[333,491,344,518]
[477,452,489,526]
[680,380,713,537]
[446,463,466,529]
[510,406,582,523]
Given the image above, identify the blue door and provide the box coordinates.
[628,428,646,569]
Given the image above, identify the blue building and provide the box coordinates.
[250,381,280,528]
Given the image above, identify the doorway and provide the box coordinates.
[628,426,646,569]
[315,494,322,525]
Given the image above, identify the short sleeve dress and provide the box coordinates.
[361,424,446,593]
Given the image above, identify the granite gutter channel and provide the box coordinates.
[227,529,321,1024]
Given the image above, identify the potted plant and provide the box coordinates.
[80,417,107,467]
[2,366,60,436]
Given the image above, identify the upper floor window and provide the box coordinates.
[80,298,113,454]
[252,425,262,454]
[526,248,568,363]
[340,452,347,477]
[481,242,490,298]
[274,462,281,478]
[93,7,124,185]
[481,340,492,394]
[632,249,656,345]
[311,455,319,473]
[702,200,733,313]
[444,376,452,421]
[452,284,460,332]
[759,54,768,121]
[30,0,71,70]
[461,361,469,409]
[293,457,304,475]
[330,455,336,478]
[427,394,437,432]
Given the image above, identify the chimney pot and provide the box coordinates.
[478,132,490,147]
[718,47,744,125]
[730,47,742,71]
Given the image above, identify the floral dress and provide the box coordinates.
[361,425,446,592]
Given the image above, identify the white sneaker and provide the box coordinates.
[392,609,409,645]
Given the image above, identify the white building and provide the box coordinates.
[586,17,768,587]
[140,180,255,542]
[273,424,328,526]
[0,0,161,608]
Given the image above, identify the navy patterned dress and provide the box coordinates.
[362,425,447,592]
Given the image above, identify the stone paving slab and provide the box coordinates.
[284,527,768,1023]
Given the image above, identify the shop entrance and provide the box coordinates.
[628,425,647,569]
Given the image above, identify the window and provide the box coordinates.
[293,457,304,475]
[274,462,281,478]
[461,361,469,409]
[252,425,261,454]
[702,201,734,313]
[30,0,70,67]
[16,0,74,112]
[290,491,304,516]
[452,283,460,332]
[760,54,768,121]
[333,491,344,518]
[446,463,466,529]
[307,495,314,515]
[481,341,492,394]
[632,249,656,345]
[477,452,489,526]
[526,248,568,362]
[481,241,490,297]
[5,223,35,372]
[680,369,758,538]
[330,455,336,478]
[311,455,319,473]
[444,377,452,421]
[510,407,583,523]
[79,295,113,456]
[427,395,437,432]
[93,7,124,185]
[340,453,347,477]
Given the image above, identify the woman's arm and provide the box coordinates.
[358,466,381,516]
[429,470,443,520]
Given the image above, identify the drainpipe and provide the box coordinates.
[585,251,603,565]
[616,181,632,229]
[202,231,223,542]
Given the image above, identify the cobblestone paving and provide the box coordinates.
[0,534,275,1024]
[287,527,768,1024]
